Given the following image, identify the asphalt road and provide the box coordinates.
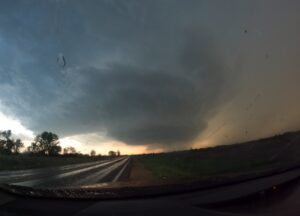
[0,157,131,188]
[2,161,300,215]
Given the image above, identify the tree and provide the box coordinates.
[117,150,121,157]
[63,146,77,155]
[69,147,77,154]
[63,147,68,155]
[28,131,61,156]
[12,139,24,154]
[0,130,24,154]
[0,130,12,154]
[90,150,96,157]
[108,150,117,157]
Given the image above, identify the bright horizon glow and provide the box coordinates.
[60,134,157,155]
[0,111,34,139]
[0,109,156,155]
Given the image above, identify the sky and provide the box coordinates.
[1,0,300,155]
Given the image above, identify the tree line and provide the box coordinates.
[0,130,121,157]
[0,130,24,155]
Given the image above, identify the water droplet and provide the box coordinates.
[57,53,66,67]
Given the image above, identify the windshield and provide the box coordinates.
[0,0,300,202]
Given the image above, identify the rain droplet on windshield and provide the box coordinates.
[57,53,66,67]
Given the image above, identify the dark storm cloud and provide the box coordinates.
[52,64,213,145]
[5,0,300,149]
[26,26,225,145]
[0,0,229,147]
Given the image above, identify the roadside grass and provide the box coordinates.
[137,155,276,180]
[135,131,300,181]
[0,154,103,171]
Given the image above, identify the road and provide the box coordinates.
[2,162,300,215]
[0,157,131,188]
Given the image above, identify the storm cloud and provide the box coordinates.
[1,32,225,146]
[1,0,300,150]
[0,0,228,147]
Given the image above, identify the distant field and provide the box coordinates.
[136,131,300,181]
[0,154,103,171]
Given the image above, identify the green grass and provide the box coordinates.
[136,131,300,181]
[0,154,103,171]
[137,154,277,180]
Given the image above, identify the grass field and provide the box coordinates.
[136,131,300,181]
[0,154,103,171]
[137,154,277,181]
